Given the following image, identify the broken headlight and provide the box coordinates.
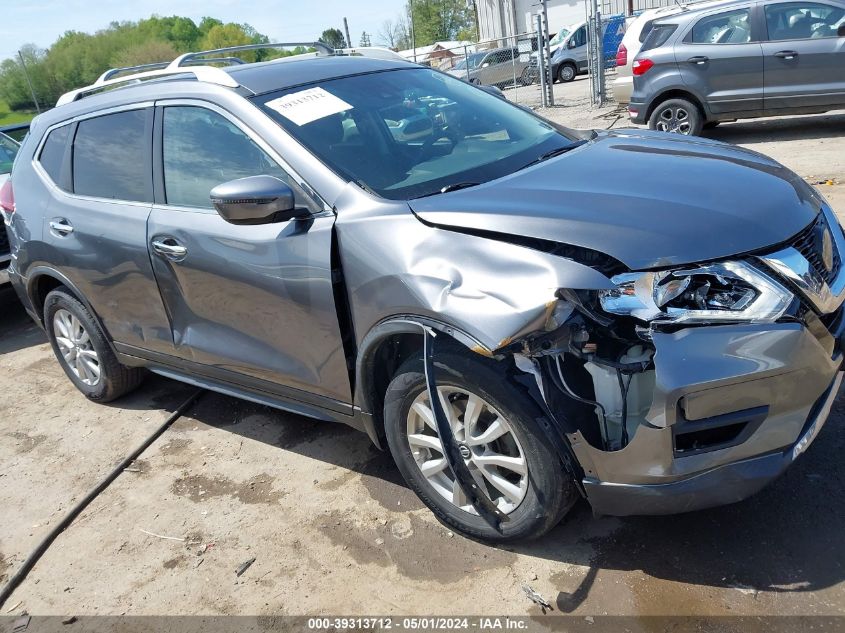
[599,261,792,324]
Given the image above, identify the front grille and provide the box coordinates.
[791,212,841,286]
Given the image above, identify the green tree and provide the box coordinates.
[113,40,179,68]
[318,28,347,49]
[407,0,475,46]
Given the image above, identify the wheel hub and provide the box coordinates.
[406,387,529,515]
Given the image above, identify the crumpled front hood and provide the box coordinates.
[409,129,821,271]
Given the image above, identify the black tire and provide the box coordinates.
[558,62,577,83]
[383,349,579,542]
[44,288,145,402]
[647,98,704,136]
[519,67,536,86]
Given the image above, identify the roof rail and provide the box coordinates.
[56,66,239,107]
[56,42,404,108]
[171,42,335,67]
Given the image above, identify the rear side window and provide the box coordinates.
[640,23,678,50]
[38,125,70,184]
[639,20,656,42]
[690,8,753,43]
[73,109,149,202]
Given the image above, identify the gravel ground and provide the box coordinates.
[0,82,843,621]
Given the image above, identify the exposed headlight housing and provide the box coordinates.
[599,261,793,324]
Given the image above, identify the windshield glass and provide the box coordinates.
[0,133,19,175]
[453,52,486,70]
[255,67,573,200]
[549,27,571,46]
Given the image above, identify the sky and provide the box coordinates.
[0,0,408,62]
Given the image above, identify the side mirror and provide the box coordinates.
[568,39,577,49]
[839,24,845,37]
[481,62,491,68]
[210,175,306,225]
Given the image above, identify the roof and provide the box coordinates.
[224,55,414,95]
[397,41,475,61]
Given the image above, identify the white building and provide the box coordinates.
[476,0,586,41]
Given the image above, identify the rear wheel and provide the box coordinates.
[558,62,577,83]
[648,98,703,136]
[383,349,578,542]
[44,288,145,402]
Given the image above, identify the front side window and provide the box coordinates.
[765,2,845,39]
[255,68,574,200]
[37,125,70,184]
[73,109,149,201]
[0,134,20,176]
[570,26,587,48]
[162,106,309,210]
[690,9,753,43]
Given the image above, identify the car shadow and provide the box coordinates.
[0,284,46,354]
[155,380,845,611]
[704,111,845,145]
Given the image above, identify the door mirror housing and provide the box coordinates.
[210,175,307,225]
[839,24,845,37]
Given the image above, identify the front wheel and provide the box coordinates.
[44,288,145,402]
[558,62,577,83]
[648,98,704,136]
[383,349,579,542]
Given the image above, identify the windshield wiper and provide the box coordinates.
[518,139,588,171]
[415,182,481,198]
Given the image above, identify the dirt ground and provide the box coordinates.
[1,82,844,622]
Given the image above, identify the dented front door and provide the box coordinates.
[148,103,352,409]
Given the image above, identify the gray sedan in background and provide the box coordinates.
[629,0,845,134]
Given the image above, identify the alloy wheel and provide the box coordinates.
[53,308,101,386]
[406,387,529,515]
[655,105,692,134]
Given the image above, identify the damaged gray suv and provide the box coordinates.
[4,45,844,542]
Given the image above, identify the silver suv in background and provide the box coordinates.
[448,46,532,87]
[628,0,845,135]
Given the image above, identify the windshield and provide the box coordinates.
[0,133,19,175]
[255,67,573,200]
[453,52,486,70]
[549,27,571,46]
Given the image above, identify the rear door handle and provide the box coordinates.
[775,50,798,59]
[49,219,74,235]
[687,56,709,64]
[151,237,188,261]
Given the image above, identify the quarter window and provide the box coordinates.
[73,109,149,201]
[765,2,845,39]
[162,106,306,210]
[38,124,70,185]
[690,9,753,43]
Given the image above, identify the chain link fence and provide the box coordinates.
[433,33,553,109]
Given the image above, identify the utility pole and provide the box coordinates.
[409,0,417,62]
[343,17,352,48]
[540,0,554,106]
[18,50,41,114]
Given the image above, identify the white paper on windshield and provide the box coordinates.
[265,87,353,126]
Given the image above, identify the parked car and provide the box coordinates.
[448,46,532,87]
[5,46,844,542]
[549,16,627,83]
[628,0,845,134]
[0,131,20,284]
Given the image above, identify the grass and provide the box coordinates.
[0,99,36,128]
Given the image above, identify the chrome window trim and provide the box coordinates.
[31,102,155,208]
[153,98,330,213]
[758,206,845,314]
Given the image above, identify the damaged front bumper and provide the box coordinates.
[572,319,844,516]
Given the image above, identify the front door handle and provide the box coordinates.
[775,50,798,60]
[687,56,709,64]
[151,237,188,261]
[49,219,74,235]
